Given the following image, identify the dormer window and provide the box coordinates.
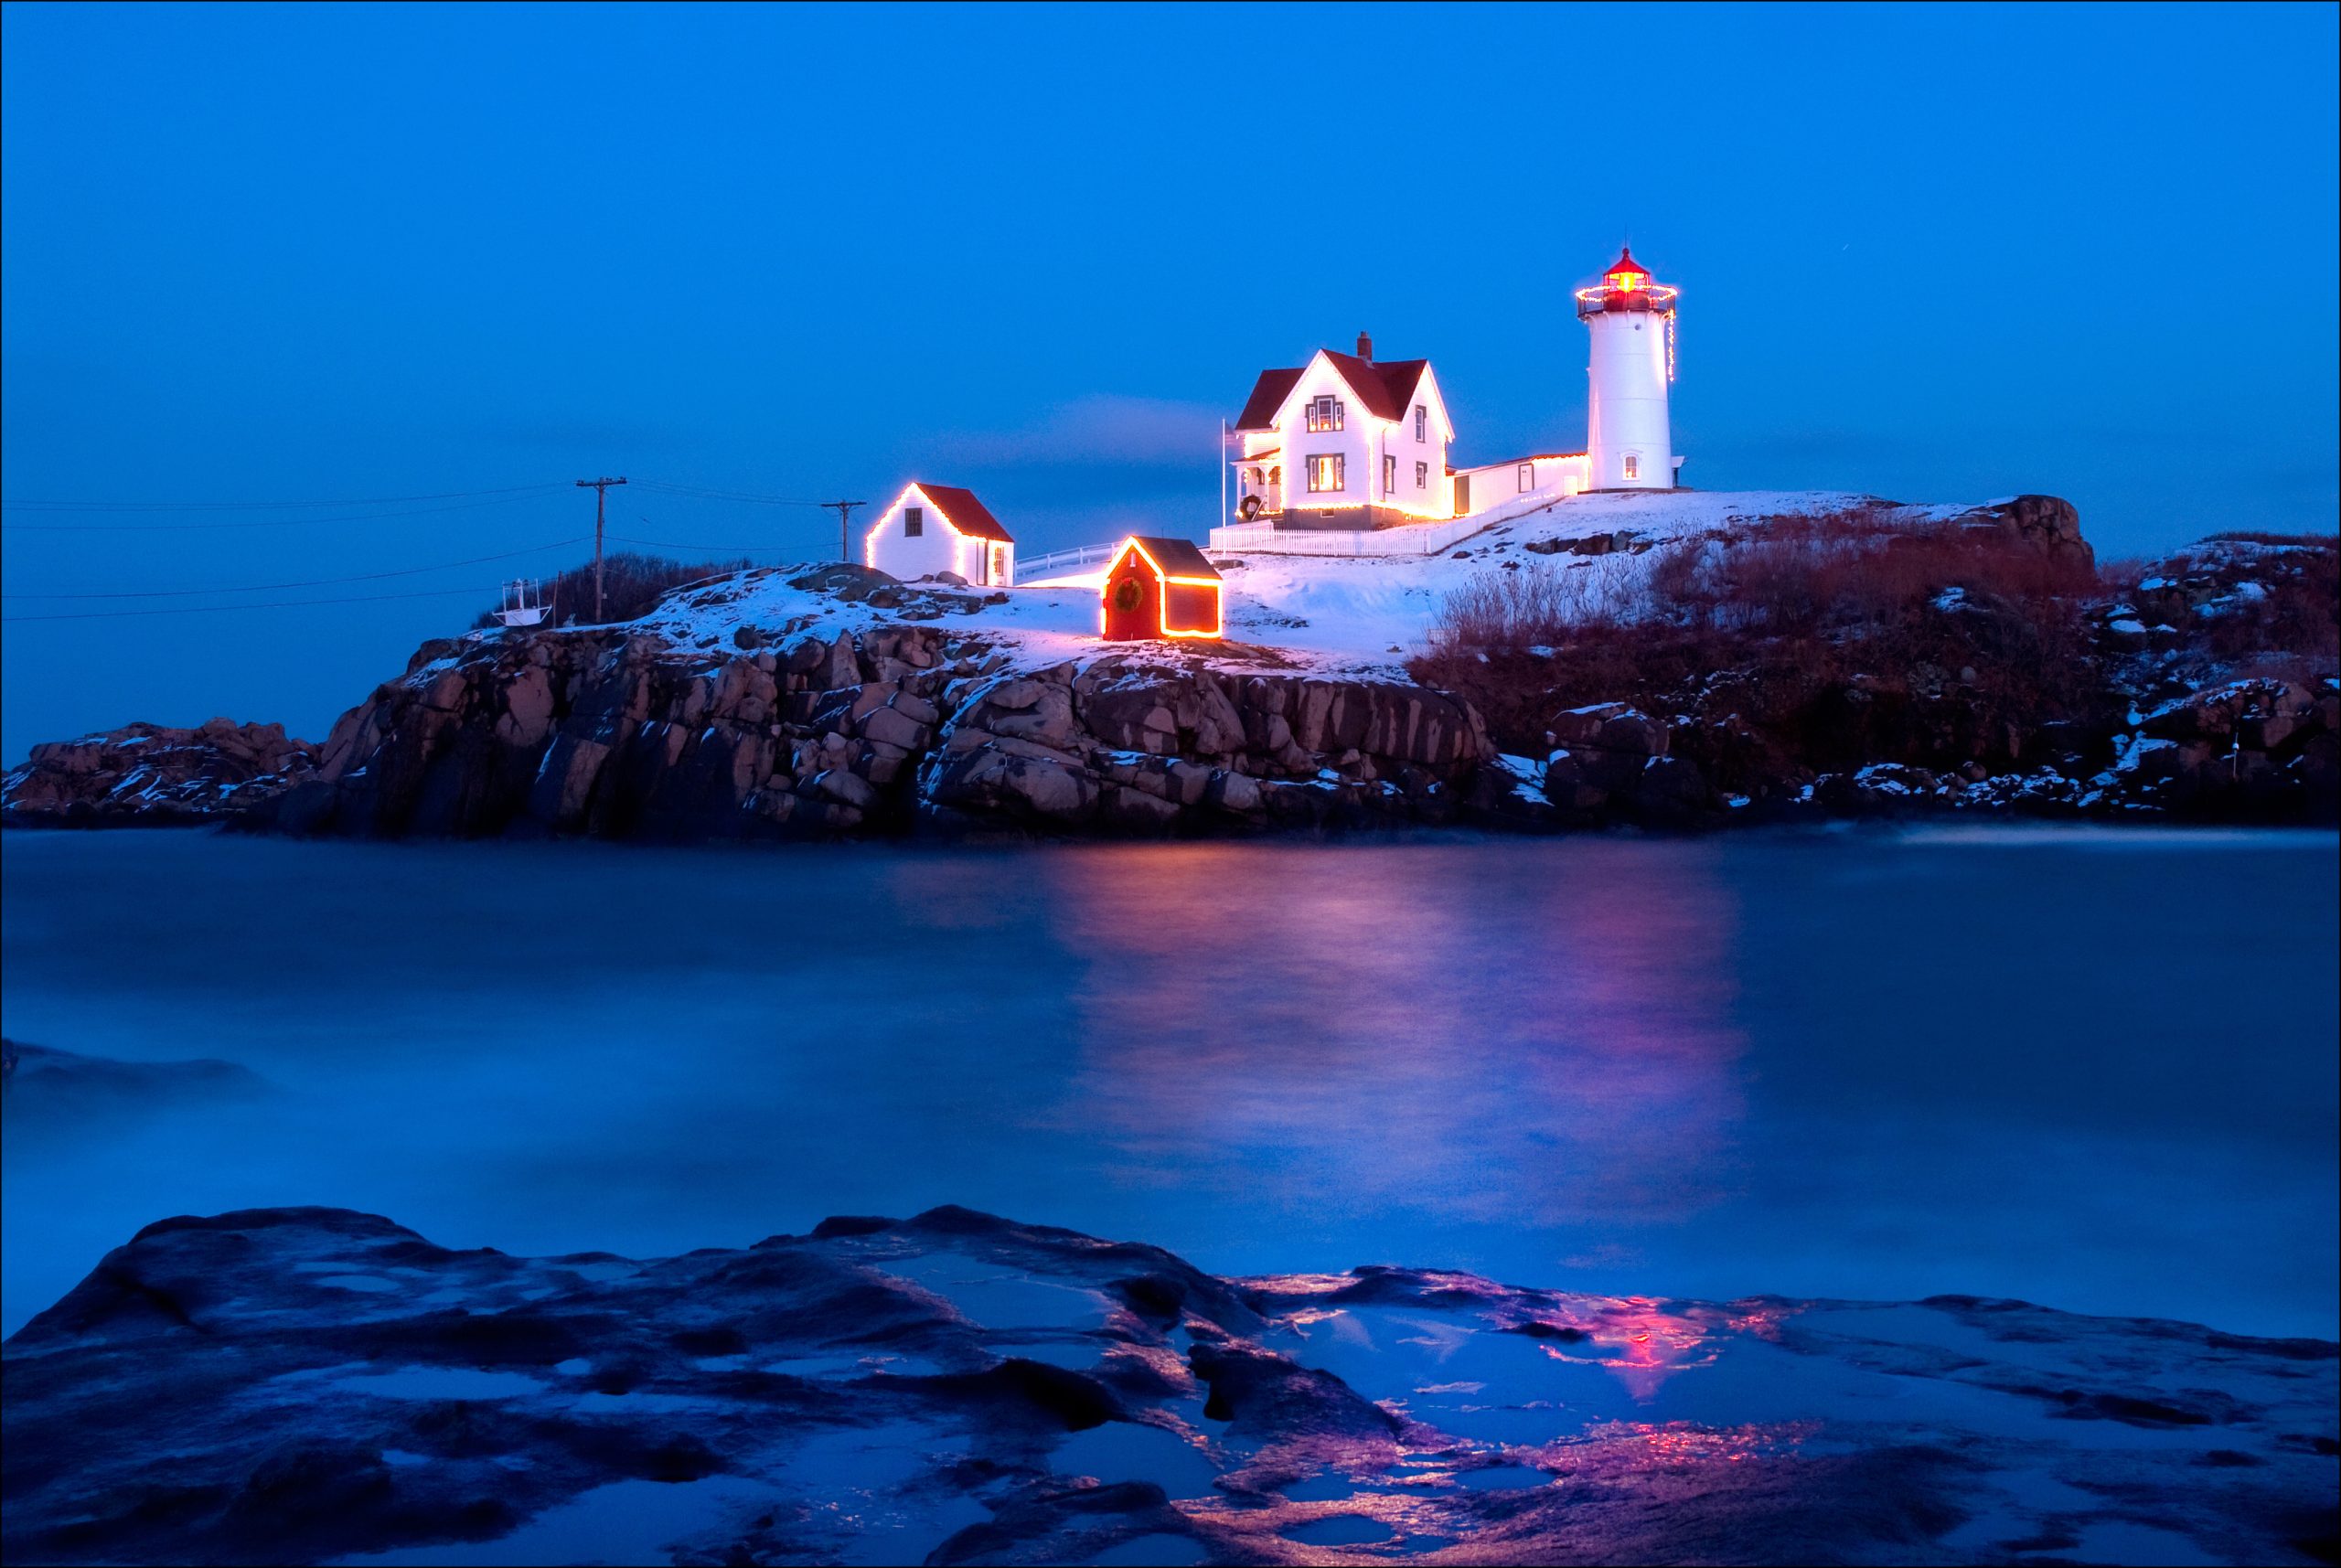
[904,506,924,537]
[1305,396,1344,432]
[1414,405,1427,442]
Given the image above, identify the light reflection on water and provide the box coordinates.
[1,829,2334,1339]
[1038,842,1747,1228]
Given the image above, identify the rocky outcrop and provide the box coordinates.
[927,660,1491,833]
[5,1205,2333,1566]
[15,521,2329,839]
[243,613,1500,842]
[1,720,315,827]
[1961,493,2094,568]
[1540,703,1716,826]
[1430,526,2340,829]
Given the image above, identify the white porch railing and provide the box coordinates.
[1208,511,1491,557]
[1014,541,1121,581]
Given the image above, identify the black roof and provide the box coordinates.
[1118,536,1220,581]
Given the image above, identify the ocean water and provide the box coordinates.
[3,827,2335,1340]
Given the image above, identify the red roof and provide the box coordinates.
[1604,246,1651,283]
[1234,368,1303,431]
[1233,352,1434,431]
[910,483,1013,543]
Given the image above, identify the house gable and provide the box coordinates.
[864,482,1016,586]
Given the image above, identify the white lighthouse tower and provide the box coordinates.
[1577,247,1679,490]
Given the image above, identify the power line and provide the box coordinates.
[605,531,789,554]
[633,479,837,507]
[0,491,571,533]
[0,483,567,514]
[2,586,498,624]
[0,538,588,602]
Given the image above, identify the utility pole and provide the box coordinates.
[574,476,627,621]
[821,499,869,565]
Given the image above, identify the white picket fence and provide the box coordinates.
[1013,541,1124,581]
[1207,511,1496,558]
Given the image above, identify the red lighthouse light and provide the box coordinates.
[1605,246,1650,293]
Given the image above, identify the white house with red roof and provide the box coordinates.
[864,482,1017,587]
[1226,334,1459,532]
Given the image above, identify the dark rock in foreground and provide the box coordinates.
[5,1208,2333,1566]
[0,719,316,827]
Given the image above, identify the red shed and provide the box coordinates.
[1100,536,1223,641]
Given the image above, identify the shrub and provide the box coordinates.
[1413,509,2112,767]
[475,552,754,629]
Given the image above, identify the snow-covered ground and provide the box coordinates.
[601,489,1992,678]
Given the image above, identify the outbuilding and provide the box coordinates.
[864,482,1017,587]
[1100,536,1223,641]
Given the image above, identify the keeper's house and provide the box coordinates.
[1229,335,1458,530]
[865,482,1017,587]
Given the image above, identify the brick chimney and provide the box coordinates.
[1355,330,1374,361]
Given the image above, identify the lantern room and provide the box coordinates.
[1575,246,1679,318]
[1100,537,1223,641]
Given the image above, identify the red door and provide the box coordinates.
[1101,554,1160,639]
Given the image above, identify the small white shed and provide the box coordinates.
[863,482,1016,587]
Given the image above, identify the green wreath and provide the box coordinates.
[1110,577,1143,613]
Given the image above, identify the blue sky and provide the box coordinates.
[4,2,2336,759]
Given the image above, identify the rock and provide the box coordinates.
[1596,711,1669,756]
[2,720,319,827]
[860,704,931,752]
[1207,769,1263,815]
[1976,494,2093,568]
[985,678,1046,712]
[1003,756,1093,819]
[1550,703,1632,748]
[1635,753,1716,823]
[4,1206,2329,1568]
[813,767,878,812]
[1543,751,1610,813]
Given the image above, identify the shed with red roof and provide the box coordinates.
[1100,536,1223,641]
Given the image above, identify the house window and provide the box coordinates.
[1306,453,1345,493]
[1305,396,1344,432]
[1517,463,1534,493]
[904,507,924,537]
[1415,460,1428,488]
[1414,405,1427,442]
[1383,453,1396,495]
[1623,454,1640,481]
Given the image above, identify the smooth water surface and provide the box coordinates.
[4,828,2335,1339]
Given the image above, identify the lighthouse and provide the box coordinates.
[1577,247,1679,490]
